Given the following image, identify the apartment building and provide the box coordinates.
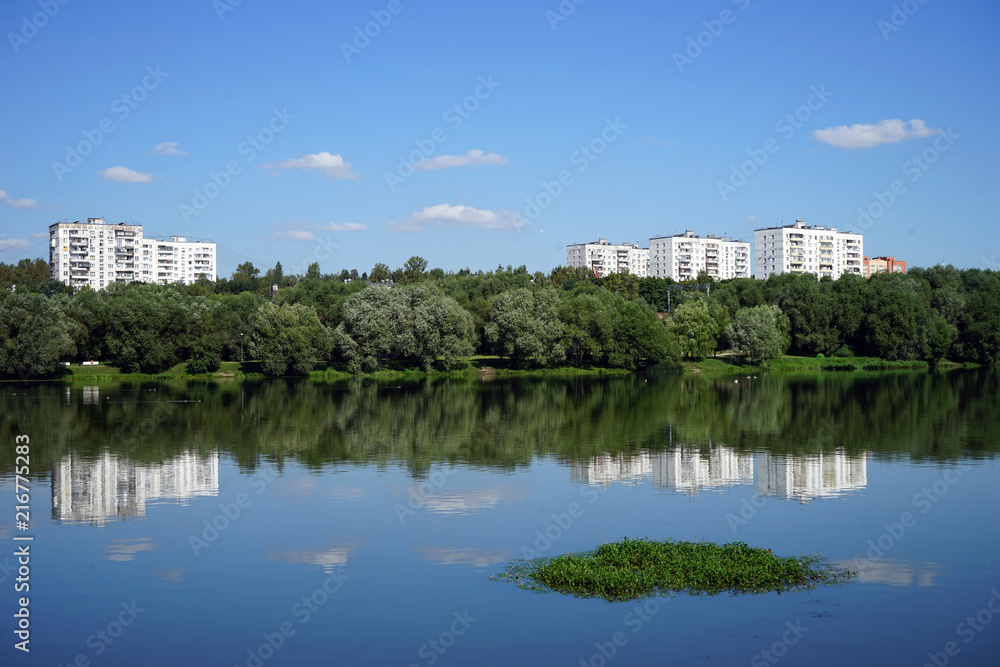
[49,218,216,289]
[150,236,217,285]
[864,255,907,278]
[566,238,649,277]
[649,230,750,282]
[753,220,863,280]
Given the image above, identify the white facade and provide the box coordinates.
[566,238,649,277]
[49,218,216,289]
[649,231,750,281]
[753,220,863,280]
[150,235,217,285]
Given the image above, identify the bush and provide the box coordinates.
[832,345,855,358]
[186,342,221,374]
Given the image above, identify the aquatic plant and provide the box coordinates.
[493,538,855,601]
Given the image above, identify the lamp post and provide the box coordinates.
[240,332,244,363]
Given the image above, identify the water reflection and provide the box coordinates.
[266,543,358,572]
[104,538,156,561]
[756,450,868,501]
[52,451,219,526]
[417,547,512,568]
[570,446,868,501]
[653,446,755,493]
[840,558,944,587]
[2,371,997,484]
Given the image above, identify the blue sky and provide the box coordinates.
[1,0,997,278]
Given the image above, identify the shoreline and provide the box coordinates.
[3,356,980,383]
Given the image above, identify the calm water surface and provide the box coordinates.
[1,370,998,666]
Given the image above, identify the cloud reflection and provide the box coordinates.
[840,558,943,587]
[104,538,155,562]
[417,547,511,568]
[267,543,358,572]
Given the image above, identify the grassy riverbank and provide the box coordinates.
[37,354,977,382]
[681,355,941,374]
[494,538,855,601]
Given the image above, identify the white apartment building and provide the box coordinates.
[649,231,750,281]
[49,218,216,289]
[566,238,649,277]
[150,235,217,285]
[753,220,863,280]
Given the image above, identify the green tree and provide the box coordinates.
[104,285,200,373]
[407,287,476,370]
[559,291,612,365]
[333,286,413,373]
[670,299,716,359]
[0,293,76,379]
[398,256,429,285]
[484,288,565,367]
[186,339,222,374]
[602,272,639,301]
[248,302,331,375]
[369,262,391,283]
[233,262,260,282]
[726,304,789,366]
[860,273,944,361]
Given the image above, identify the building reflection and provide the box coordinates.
[570,446,867,500]
[570,451,653,487]
[52,451,219,526]
[756,450,867,501]
[652,446,754,493]
[570,445,754,493]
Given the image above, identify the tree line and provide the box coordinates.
[0,256,997,379]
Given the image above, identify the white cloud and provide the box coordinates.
[270,220,366,241]
[745,215,756,223]
[390,203,527,232]
[321,221,366,232]
[813,119,940,149]
[272,228,317,241]
[0,238,31,252]
[149,141,188,156]
[99,166,154,184]
[415,149,508,171]
[261,151,359,179]
[0,189,39,208]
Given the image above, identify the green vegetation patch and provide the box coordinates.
[494,538,854,601]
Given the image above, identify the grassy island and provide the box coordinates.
[494,538,855,601]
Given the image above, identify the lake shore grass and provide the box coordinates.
[493,538,855,601]
[22,354,977,382]
[681,354,942,374]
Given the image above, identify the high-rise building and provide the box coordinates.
[649,231,750,281]
[49,217,216,290]
[566,238,649,277]
[863,256,907,278]
[753,220,863,280]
